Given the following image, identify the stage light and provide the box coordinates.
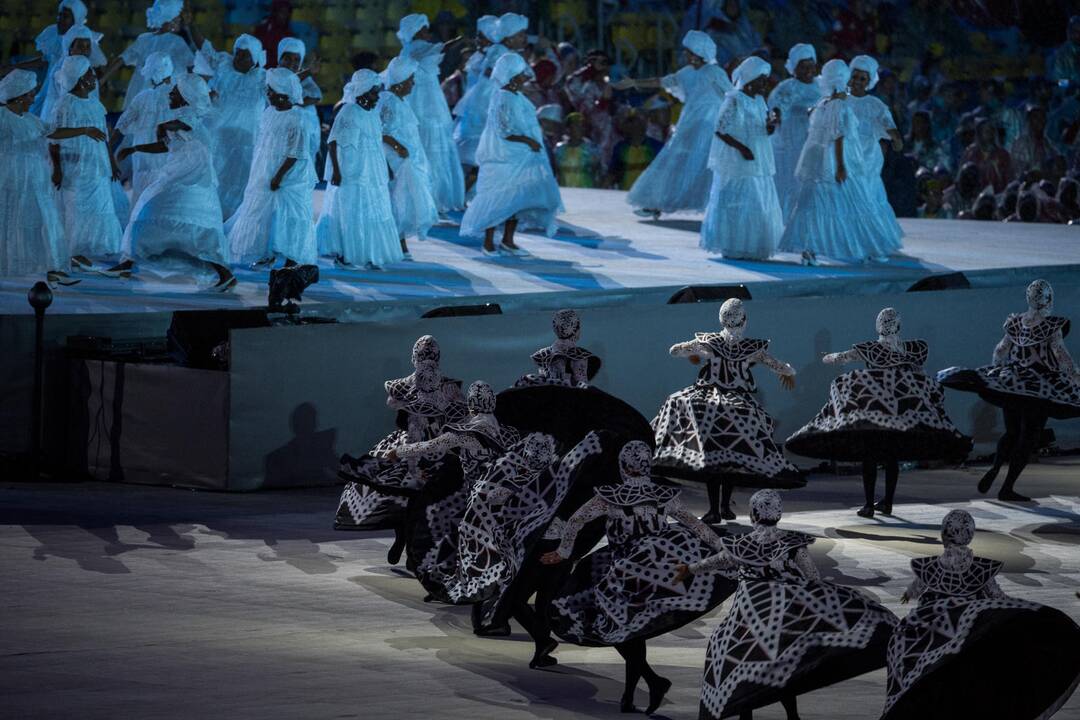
[269,264,320,314]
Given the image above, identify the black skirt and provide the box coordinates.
[938,364,1080,419]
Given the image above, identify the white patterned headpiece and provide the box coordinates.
[411,334,441,367]
[176,72,211,116]
[719,298,747,331]
[59,0,88,25]
[876,307,901,336]
[618,441,652,480]
[234,34,267,68]
[57,54,91,94]
[383,55,418,87]
[0,70,38,103]
[497,12,528,39]
[818,58,850,95]
[140,51,173,84]
[552,309,581,340]
[1026,279,1053,313]
[491,52,528,87]
[467,381,496,414]
[732,56,770,90]
[277,37,306,63]
[343,69,380,103]
[266,67,302,105]
[521,432,556,470]
[61,25,95,57]
[397,13,429,46]
[682,30,716,64]
[477,15,500,43]
[750,489,783,524]
[850,55,880,90]
[941,509,975,547]
[785,43,816,76]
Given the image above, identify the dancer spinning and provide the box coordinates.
[700,56,783,260]
[778,59,901,265]
[118,73,235,290]
[679,489,898,720]
[316,69,401,270]
[461,53,562,256]
[653,298,801,524]
[542,440,735,715]
[226,68,316,268]
[378,56,438,259]
[938,280,1080,501]
[619,31,733,217]
[0,70,66,281]
[114,52,174,210]
[768,44,820,218]
[785,308,971,518]
[848,55,904,253]
[515,309,600,388]
[883,509,1080,719]
[397,13,466,214]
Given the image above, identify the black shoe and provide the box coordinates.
[700,511,723,525]
[529,639,559,669]
[977,468,998,494]
[720,506,736,521]
[474,623,511,637]
[619,695,639,714]
[873,500,893,515]
[387,540,405,565]
[857,505,875,519]
[998,489,1032,502]
[645,676,672,714]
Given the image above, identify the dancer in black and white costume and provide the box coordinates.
[514,308,601,388]
[389,381,520,599]
[785,307,971,518]
[542,440,737,715]
[335,336,464,558]
[882,509,1080,720]
[653,298,802,524]
[938,279,1080,501]
[679,489,897,720]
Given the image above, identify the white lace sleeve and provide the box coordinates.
[670,339,712,358]
[688,548,737,575]
[792,546,821,581]
[823,348,862,365]
[396,432,464,461]
[667,496,724,549]
[754,348,796,376]
[1050,329,1078,376]
[553,430,603,483]
[991,332,1013,366]
[494,91,515,137]
[555,494,608,558]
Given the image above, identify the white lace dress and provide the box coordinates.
[115,84,174,210]
[767,77,821,218]
[120,32,194,110]
[848,93,904,247]
[403,40,465,213]
[378,90,438,241]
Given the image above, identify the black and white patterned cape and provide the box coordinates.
[653,332,803,488]
[691,527,897,719]
[442,432,603,624]
[882,549,1080,720]
[938,314,1080,419]
[514,341,602,388]
[334,373,465,530]
[786,340,972,461]
[548,478,737,646]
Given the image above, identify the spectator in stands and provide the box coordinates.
[907,110,951,172]
[827,0,877,56]
[526,58,562,109]
[997,181,1020,220]
[962,118,1013,192]
[1009,104,1058,176]
[564,50,616,172]
[968,188,997,220]
[643,95,672,143]
[916,169,952,219]
[554,112,602,188]
[253,0,295,68]
[608,110,663,191]
[977,79,1022,148]
[942,161,983,217]
[1058,177,1080,221]
[1003,191,1040,223]
[555,42,579,82]
[1050,15,1080,86]
[536,104,564,172]
[441,49,472,110]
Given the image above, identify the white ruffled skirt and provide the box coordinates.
[226,181,316,265]
[418,120,465,213]
[316,181,402,266]
[460,151,563,238]
[700,173,784,260]
[626,104,716,213]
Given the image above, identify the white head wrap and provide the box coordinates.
[61,25,95,57]
[176,72,211,117]
[277,37,306,63]
[850,55,880,90]
[266,67,302,105]
[818,58,850,95]
[233,34,266,68]
[732,56,770,90]
[397,13,429,46]
[682,30,716,64]
[876,307,901,336]
[140,51,174,84]
[536,103,564,123]
[784,43,816,76]
[750,489,783,524]
[477,15,500,42]
[343,69,381,104]
[497,12,528,39]
[57,54,91,95]
[491,52,528,88]
[382,55,418,87]
[148,0,183,29]
[0,70,38,103]
[1026,279,1053,313]
[59,0,88,26]
[941,509,975,547]
[483,43,509,73]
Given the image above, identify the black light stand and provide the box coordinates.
[27,281,53,480]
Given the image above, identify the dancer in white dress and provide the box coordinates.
[119,73,234,290]
[275,38,322,162]
[768,43,820,218]
[460,53,563,256]
[378,56,439,258]
[778,59,902,265]
[700,56,783,260]
[114,52,174,210]
[620,31,733,217]
[316,70,401,270]
[38,24,110,129]
[119,0,194,111]
[31,1,112,120]
[0,70,66,280]
[848,54,905,253]
[47,55,123,271]
[226,68,316,268]
[453,15,501,179]
[397,13,466,214]
[197,34,267,220]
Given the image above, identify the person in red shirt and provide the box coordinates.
[253,0,294,68]
[961,119,1013,193]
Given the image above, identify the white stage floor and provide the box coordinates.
[1,188,1078,315]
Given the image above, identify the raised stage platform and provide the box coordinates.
[0,187,1078,316]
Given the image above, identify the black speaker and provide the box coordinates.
[421,303,503,318]
[667,285,752,304]
[168,309,270,370]
[907,272,971,293]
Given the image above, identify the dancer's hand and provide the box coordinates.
[780,374,796,391]
[117,146,134,162]
[688,354,702,365]
[673,563,691,583]
[331,168,342,186]
[611,78,635,91]
[527,137,541,152]
[82,127,106,142]
[835,165,847,183]
[739,146,754,161]
[900,592,911,605]
[384,449,398,462]
[51,167,62,189]
[539,551,565,565]
[395,144,409,159]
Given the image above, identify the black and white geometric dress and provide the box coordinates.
[334,365,466,531]
[693,522,897,719]
[786,339,972,461]
[652,330,803,488]
[884,546,1080,719]
[938,312,1080,419]
[442,431,603,623]
[548,455,737,646]
[514,308,603,388]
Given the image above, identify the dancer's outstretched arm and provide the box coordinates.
[540,495,607,564]
[668,496,724,550]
